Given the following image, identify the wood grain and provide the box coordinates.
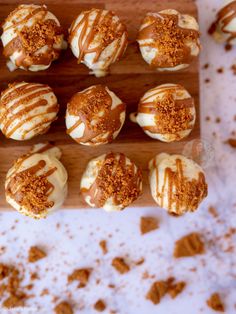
[0,0,200,210]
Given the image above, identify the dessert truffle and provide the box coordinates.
[66,85,126,146]
[1,4,66,72]
[5,143,68,219]
[149,153,208,215]
[0,82,59,141]
[209,1,236,45]
[137,9,200,71]
[132,84,195,142]
[80,152,142,211]
[68,8,128,77]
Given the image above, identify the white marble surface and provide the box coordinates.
[0,0,236,313]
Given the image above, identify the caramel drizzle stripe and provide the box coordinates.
[3,7,47,32]
[141,85,183,103]
[32,143,55,154]
[4,103,58,138]
[218,2,236,42]
[70,9,127,66]
[1,85,51,107]
[67,119,82,135]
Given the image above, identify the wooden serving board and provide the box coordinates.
[0,0,200,210]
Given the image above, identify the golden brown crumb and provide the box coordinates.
[54,301,73,314]
[111,257,130,274]
[99,240,108,254]
[231,64,236,75]
[208,206,218,218]
[174,233,205,258]
[68,268,91,287]
[226,138,236,148]
[2,295,25,308]
[207,293,225,312]
[28,246,46,263]
[167,280,186,298]
[94,299,106,312]
[146,281,168,304]
[140,216,159,234]
[0,263,11,280]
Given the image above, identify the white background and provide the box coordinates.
[0,0,236,313]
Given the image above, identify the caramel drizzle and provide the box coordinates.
[208,1,236,43]
[81,153,142,208]
[155,158,207,214]
[138,13,199,68]
[6,156,57,215]
[0,83,58,139]
[3,6,64,68]
[69,9,127,67]
[67,85,125,145]
[139,85,194,135]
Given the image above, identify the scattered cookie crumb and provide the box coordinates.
[111,257,130,274]
[0,263,11,280]
[2,295,25,308]
[225,138,236,148]
[99,240,108,254]
[215,117,221,123]
[28,246,46,263]
[205,116,211,121]
[231,64,236,75]
[217,68,224,74]
[208,206,218,218]
[140,216,159,235]
[174,233,205,258]
[167,280,186,299]
[225,43,232,51]
[94,299,106,312]
[68,268,91,287]
[205,78,210,83]
[54,301,73,314]
[207,293,225,312]
[146,281,167,304]
[203,63,209,69]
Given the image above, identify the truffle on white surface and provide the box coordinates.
[68,8,128,77]
[5,143,68,219]
[149,153,208,215]
[209,1,236,45]
[1,4,67,72]
[137,9,200,71]
[80,152,142,211]
[66,85,126,146]
[132,83,196,142]
[0,82,59,141]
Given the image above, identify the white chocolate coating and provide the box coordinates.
[68,8,128,77]
[1,4,67,72]
[134,84,196,142]
[149,153,208,215]
[66,85,126,146]
[0,82,59,141]
[137,9,200,71]
[5,144,68,219]
[80,153,142,211]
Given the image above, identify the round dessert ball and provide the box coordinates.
[209,1,236,45]
[137,9,200,71]
[0,82,59,141]
[133,84,196,142]
[5,143,68,219]
[1,4,67,72]
[80,152,142,211]
[68,8,128,77]
[66,85,126,146]
[149,153,208,215]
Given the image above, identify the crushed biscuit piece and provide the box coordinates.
[94,299,106,312]
[207,293,225,312]
[167,280,186,298]
[174,233,205,258]
[140,216,159,234]
[68,268,91,287]
[99,240,108,254]
[111,257,130,274]
[0,263,11,280]
[54,301,73,314]
[28,246,46,263]
[226,138,236,148]
[2,295,25,308]
[146,281,168,304]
